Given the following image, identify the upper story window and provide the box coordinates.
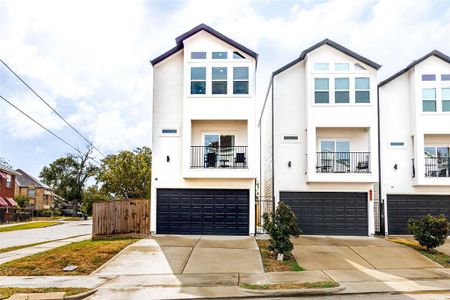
[314,63,329,71]
[190,67,206,94]
[335,78,349,103]
[212,52,227,59]
[233,67,249,94]
[335,63,350,71]
[314,78,329,103]
[422,74,436,81]
[441,74,450,81]
[233,51,245,59]
[212,67,227,94]
[442,88,450,112]
[28,188,36,198]
[191,52,206,59]
[422,88,436,112]
[355,77,370,103]
[5,175,11,188]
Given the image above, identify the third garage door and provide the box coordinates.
[280,192,368,236]
[387,194,450,235]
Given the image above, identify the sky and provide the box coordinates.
[1,0,450,178]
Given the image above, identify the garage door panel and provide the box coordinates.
[281,192,368,236]
[387,194,450,234]
[157,189,249,235]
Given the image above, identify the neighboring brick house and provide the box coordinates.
[0,164,20,207]
[15,169,55,210]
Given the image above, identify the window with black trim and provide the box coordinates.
[233,67,249,94]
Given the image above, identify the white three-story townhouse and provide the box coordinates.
[150,24,258,235]
[379,51,450,235]
[259,39,381,236]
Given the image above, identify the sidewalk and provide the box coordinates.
[0,234,91,264]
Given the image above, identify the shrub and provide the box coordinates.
[14,195,29,208]
[408,214,449,252]
[262,202,301,259]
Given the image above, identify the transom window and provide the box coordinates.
[314,78,329,103]
[233,51,245,59]
[355,77,370,103]
[354,63,366,70]
[335,78,349,103]
[233,67,249,94]
[212,52,227,59]
[422,74,436,81]
[314,63,329,71]
[212,67,227,94]
[191,52,206,59]
[191,67,206,94]
[441,74,450,81]
[422,88,436,112]
[335,63,349,71]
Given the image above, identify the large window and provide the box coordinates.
[314,78,329,103]
[355,77,370,103]
[5,175,11,188]
[442,88,450,112]
[233,67,249,94]
[212,67,227,94]
[424,146,449,177]
[191,67,206,95]
[422,88,436,112]
[335,78,349,103]
[28,188,36,198]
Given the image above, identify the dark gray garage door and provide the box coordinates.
[280,192,368,236]
[387,194,450,235]
[157,189,249,235]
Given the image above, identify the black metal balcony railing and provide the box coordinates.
[424,157,450,177]
[316,152,370,173]
[191,146,248,169]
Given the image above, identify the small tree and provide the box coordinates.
[262,202,301,260]
[408,214,449,252]
[14,195,29,208]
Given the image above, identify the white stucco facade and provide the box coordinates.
[379,53,450,234]
[151,26,257,235]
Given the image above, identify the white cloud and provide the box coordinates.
[1,0,450,156]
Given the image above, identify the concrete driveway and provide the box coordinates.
[93,235,263,276]
[292,236,442,271]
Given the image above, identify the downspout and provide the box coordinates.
[271,75,275,211]
[377,85,384,235]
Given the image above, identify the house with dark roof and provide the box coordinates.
[0,164,20,208]
[378,50,450,235]
[259,39,381,236]
[15,169,56,210]
[150,24,258,235]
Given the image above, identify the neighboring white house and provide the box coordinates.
[259,39,381,236]
[150,24,258,235]
[379,50,450,235]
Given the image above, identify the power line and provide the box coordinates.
[0,58,106,158]
[0,95,102,166]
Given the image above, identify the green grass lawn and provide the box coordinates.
[0,234,88,254]
[0,238,138,276]
[257,240,304,272]
[0,222,61,232]
[240,281,338,290]
[389,237,450,267]
[0,287,90,299]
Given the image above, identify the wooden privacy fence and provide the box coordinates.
[92,199,150,238]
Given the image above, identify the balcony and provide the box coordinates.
[191,146,248,169]
[316,152,371,173]
[424,157,450,177]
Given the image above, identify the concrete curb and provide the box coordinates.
[238,282,346,296]
[64,289,96,300]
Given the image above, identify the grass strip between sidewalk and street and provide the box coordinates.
[257,240,304,272]
[0,221,61,232]
[240,281,338,290]
[0,287,90,300]
[389,237,450,267]
[0,238,139,276]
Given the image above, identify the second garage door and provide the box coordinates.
[387,194,450,235]
[280,192,368,236]
[157,188,249,235]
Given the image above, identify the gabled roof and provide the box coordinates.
[379,50,450,87]
[150,23,258,66]
[273,38,381,76]
[0,164,20,176]
[15,169,52,190]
